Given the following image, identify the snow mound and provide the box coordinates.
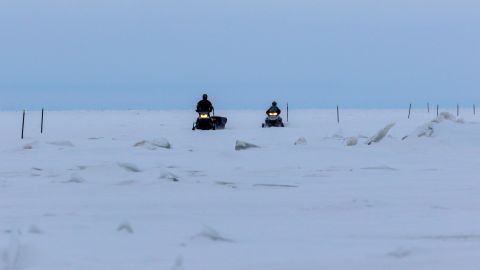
[408,112,464,139]
[434,112,464,124]
[434,112,456,122]
[133,138,171,150]
[366,123,396,145]
[345,137,358,146]
[235,140,259,151]
[294,137,307,145]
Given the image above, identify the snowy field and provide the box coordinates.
[1,109,480,270]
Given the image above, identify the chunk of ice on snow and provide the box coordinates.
[366,123,395,145]
[160,172,180,182]
[65,174,86,183]
[235,140,259,151]
[294,137,307,145]
[118,163,142,173]
[345,137,358,146]
[192,226,233,242]
[133,138,171,150]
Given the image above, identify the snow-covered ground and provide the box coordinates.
[1,109,480,270]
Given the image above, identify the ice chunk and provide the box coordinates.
[366,123,395,145]
[23,144,33,150]
[133,138,171,150]
[65,174,86,183]
[294,137,307,145]
[118,163,142,173]
[160,172,180,182]
[345,137,358,146]
[192,226,233,242]
[235,140,259,151]
[416,123,435,138]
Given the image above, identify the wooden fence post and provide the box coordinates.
[41,108,44,134]
[21,110,25,139]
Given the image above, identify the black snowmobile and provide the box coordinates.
[262,111,285,128]
[192,110,227,130]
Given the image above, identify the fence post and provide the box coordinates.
[21,110,25,139]
[457,104,459,117]
[427,102,430,113]
[408,103,412,119]
[286,102,289,122]
[41,108,44,134]
[336,105,340,123]
[437,104,439,116]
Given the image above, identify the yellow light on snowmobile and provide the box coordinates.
[268,112,278,116]
[200,114,209,119]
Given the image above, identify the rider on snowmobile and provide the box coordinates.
[196,94,214,113]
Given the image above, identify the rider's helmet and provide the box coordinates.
[202,94,208,100]
[272,101,277,106]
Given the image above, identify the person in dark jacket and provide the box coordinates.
[196,94,214,113]
[266,101,281,115]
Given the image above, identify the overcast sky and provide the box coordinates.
[0,0,479,110]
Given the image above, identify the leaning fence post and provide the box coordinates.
[21,110,25,139]
[408,103,412,119]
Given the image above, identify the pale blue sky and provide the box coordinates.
[0,0,478,110]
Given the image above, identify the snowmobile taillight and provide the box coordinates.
[199,113,209,119]
[268,112,278,116]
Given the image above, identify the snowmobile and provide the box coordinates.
[262,112,285,128]
[192,111,227,130]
